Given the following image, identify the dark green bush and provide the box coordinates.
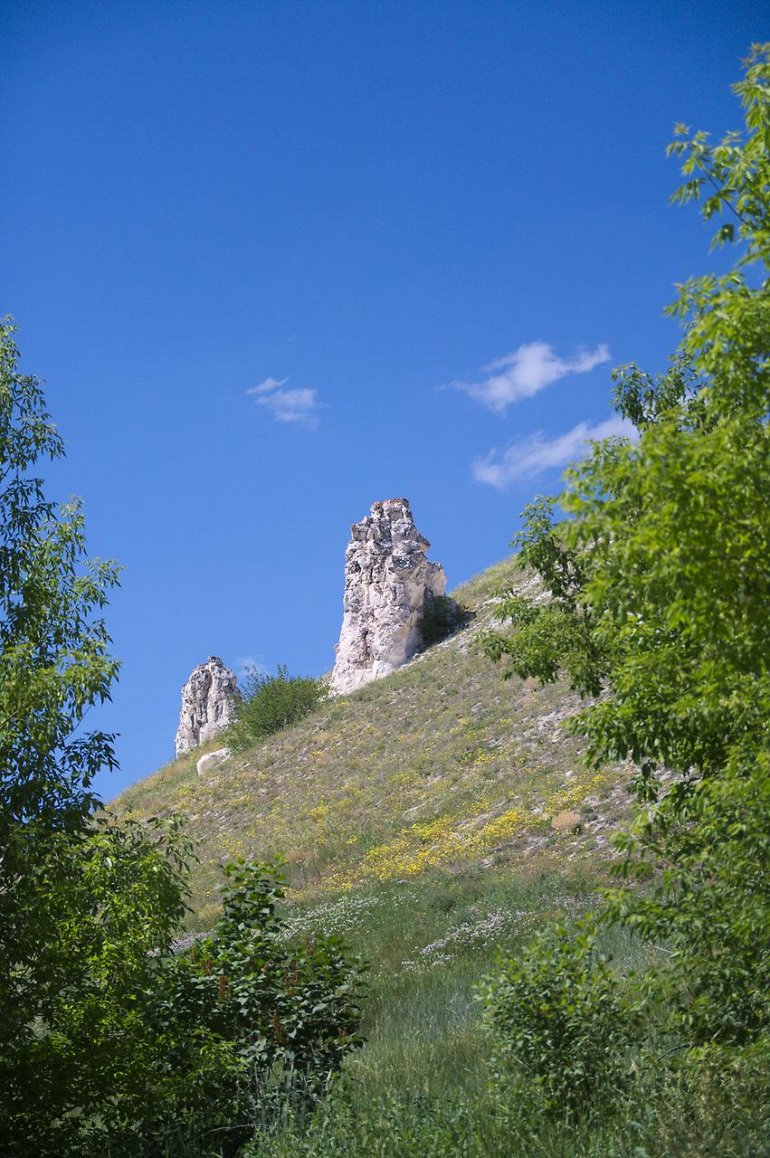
[420,595,465,648]
[117,860,366,1156]
[480,920,641,1119]
[230,665,326,750]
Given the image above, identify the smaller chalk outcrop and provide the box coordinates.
[175,656,241,756]
[197,747,231,778]
[330,498,446,695]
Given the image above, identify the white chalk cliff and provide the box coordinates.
[330,498,446,695]
[175,656,241,756]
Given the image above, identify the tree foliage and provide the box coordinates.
[0,319,194,1154]
[0,319,119,828]
[482,45,770,1048]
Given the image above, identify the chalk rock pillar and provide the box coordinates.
[175,656,241,756]
[330,498,446,695]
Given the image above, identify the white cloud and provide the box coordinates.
[246,376,321,428]
[248,376,289,395]
[453,341,611,413]
[472,415,635,489]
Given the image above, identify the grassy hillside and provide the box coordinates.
[111,558,769,1156]
[114,557,632,926]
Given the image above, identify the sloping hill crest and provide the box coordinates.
[114,558,632,924]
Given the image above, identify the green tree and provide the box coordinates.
[0,319,119,828]
[482,45,770,1047]
[0,319,193,1155]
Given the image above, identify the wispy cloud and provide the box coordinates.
[472,415,635,489]
[453,341,611,413]
[246,376,321,428]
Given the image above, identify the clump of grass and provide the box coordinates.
[255,1053,770,1157]
[249,926,770,1158]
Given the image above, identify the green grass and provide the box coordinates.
[253,1059,770,1158]
[250,877,769,1158]
[251,872,770,1157]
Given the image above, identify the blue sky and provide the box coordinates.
[2,1,766,798]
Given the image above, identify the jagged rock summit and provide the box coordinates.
[175,656,241,756]
[330,498,446,695]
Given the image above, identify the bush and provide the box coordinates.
[420,595,465,648]
[120,860,366,1155]
[230,665,327,750]
[480,921,641,1118]
[1,816,193,1158]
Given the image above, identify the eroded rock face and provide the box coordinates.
[175,656,241,756]
[330,498,446,695]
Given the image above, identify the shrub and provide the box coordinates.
[230,665,327,750]
[1,816,194,1158]
[420,595,465,648]
[480,920,640,1118]
[127,860,366,1155]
